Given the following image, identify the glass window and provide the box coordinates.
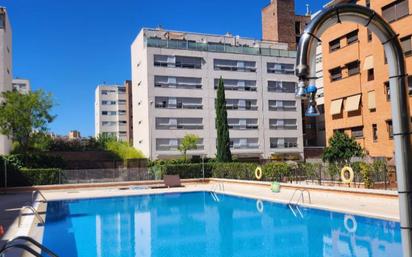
[329,67,342,81]
[368,68,374,81]
[384,81,391,101]
[346,30,358,45]
[347,61,360,76]
[329,38,340,52]
[351,126,364,138]
[400,35,412,56]
[0,14,4,29]
[373,124,378,142]
[382,0,409,23]
[386,120,393,139]
[367,29,372,42]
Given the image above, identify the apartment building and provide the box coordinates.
[131,28,304,160]
[94,81,133,143]
[321,0,412,157]
[0,7,12,155]
[12,78,31,94]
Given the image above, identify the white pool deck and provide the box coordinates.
[0,178,400,254]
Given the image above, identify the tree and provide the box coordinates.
[215,77,232,162]
[322,131,364,166]
[178,134,199,161]
[0,90,55,153]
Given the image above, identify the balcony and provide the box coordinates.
[267,81,296,93]
[146,37,297,58]
[156,118,203,130]
[268,101,297,112]
[154,55,202,69]
[267,63,295,75]
[155,97,203,110]
[270,138,298,149]
[156,138,204,151]
[228,119,258,130]
[230,139,259,149]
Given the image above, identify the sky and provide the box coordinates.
[0,0,330,137]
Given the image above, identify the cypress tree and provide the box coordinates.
[215,77,232,162]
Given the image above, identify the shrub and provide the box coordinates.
[262,162,290,182]
[299,162,321,182]
[212,162,258,180]
[105,141,145,160]
[326,163,339,181]
[19,168,62,185]
[359,162,373,188]
[5,153,65,169]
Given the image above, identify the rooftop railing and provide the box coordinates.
[146,38,297,58]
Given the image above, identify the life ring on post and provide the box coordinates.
[255,166,263,180]
[340,166,354,184]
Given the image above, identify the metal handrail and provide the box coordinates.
[288,189,312,205]
[0,236,59,257]
[32,190,47,203]
[18,206,45,227]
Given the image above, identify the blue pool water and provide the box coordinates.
[43,192,402,257]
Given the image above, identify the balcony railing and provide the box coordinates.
[155,102,203,109]
[268,106,297,111]
[146,38,297,58]
[269,124,298,130]
[270,142,298,148]
[226,105,258,111]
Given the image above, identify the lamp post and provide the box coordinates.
[295,4,412,256]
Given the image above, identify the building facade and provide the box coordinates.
[131,28,304,160]
[95,81,133,143]
[321,0,412,157]
[0,7,12,155]
[261,0,311,49]
[12,78,31,94]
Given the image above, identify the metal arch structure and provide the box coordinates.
[295,3,412,256]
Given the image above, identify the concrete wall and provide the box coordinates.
[0,7,12,155]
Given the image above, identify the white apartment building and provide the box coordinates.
[131,28,304,160]
[95,82,132,143]
[12,78,31,94]
[0,7,12,154]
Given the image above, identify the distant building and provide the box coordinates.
[320,0,412,157]
[0,7,12,154]
[68,130,81,140]
[12,78,31,94]
[95,81,133,143]
[131,28,304,160]
[261,0,311,49]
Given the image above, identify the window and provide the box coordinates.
[368,68,374,81]
[329,38,341,52]
[154,55,202,69]
[386,120,393,139]
[384,81,391,101]
[267,81,296,93]
[295,21,301,34]
[270,138,298,149]
[347,61,360,76]
[154,76,202,89]
[400,35,412,56]
[0,13,5,29]
[366,0,370,8]
[373,124,378,142]
[267,63,294,74]
[329,67,342,81]
[118,87,126,93]
[351,126,364,138]
[367,29,372,42]
[347,30,359,45]
[382,0,409,23]
[214,79,257,91]
[214,59,256,72]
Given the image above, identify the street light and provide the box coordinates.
[295,4,412,256]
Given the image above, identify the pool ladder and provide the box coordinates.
[210,183,225,202]
[0,236,59,257]
[32,190,47,203]
[288,189,312,218]
[18,205,45,227]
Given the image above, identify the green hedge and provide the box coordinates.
[262,162,290,182]
[212,162,258,180]
[19,168,62,185]
[150,163,214,180]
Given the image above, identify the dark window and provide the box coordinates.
[347,61,360,76]
[329,67,342,81]
[351,126,364,138]
[372,124,378,142]
[382,0,409,23]
[0,14,4,29]
[329,39,341,52]
[347,30,359,45]
[384,81,391,101]
[366,0,370,8]
[386,120,393,139]
[367,29,372,42]
[295,21,301,35]
[384,50,388,64]
[400,35,412,56]
[409,76,412,95]
[368,68,374,81]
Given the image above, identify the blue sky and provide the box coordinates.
[1,0,329,137]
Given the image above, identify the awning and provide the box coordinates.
[345,94,361,112]
[330,98,343,115]
[368,91,376,110]
[363,55,374,70]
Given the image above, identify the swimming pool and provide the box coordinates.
[43,191,402,257]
